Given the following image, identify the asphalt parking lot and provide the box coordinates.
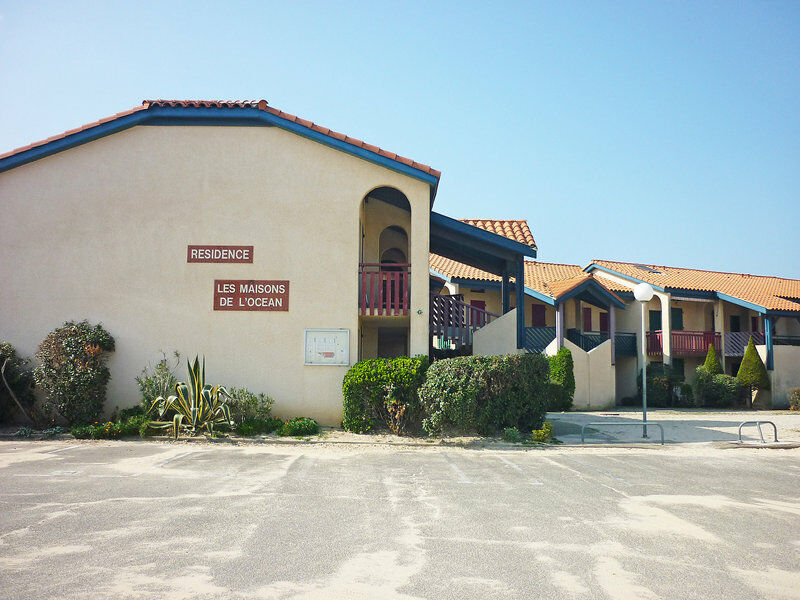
[0,440,799,599]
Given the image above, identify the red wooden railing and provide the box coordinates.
[646,330,721,356]
[358,263,410,316]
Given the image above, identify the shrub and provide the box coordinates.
[280,417,319,436]
[502,427,521,442]
[674,382,695,408]
[712,374,741,408]
[34,321,115,426]
[235,416,283,436]
[637,363,681,408]
[226,387,274,424]
[789,388,800,411]
[147,356,232,438]
[136,351,181,410]
[342,356,429,434]
[71,414,149,439]
[703,345,723,376]
[547,347,575,412]
[531,421,553,443]
[737,337,771,409]
[0,342,37,424]
[419,353,550,436]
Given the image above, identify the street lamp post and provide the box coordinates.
[634,282,655,439]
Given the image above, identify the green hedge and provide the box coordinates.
[547,347,575,411]
[693,365,741,408]
[418,353,550,435]
[342,356,429,434]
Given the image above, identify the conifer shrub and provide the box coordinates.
[736,337,770,409]
[547,347,575,411]
[34,321,115,426]
[342,356,429,434]
[703,345,723,376]
[418,353,549,435]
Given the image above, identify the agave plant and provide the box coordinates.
[147,356,232,438]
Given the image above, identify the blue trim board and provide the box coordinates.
[0,106,441,191]
[558,279,627,310]
[716,292,767,315]
[429,269,451,283]
[583,264,666,292]
[430,212,537,259]
[524,287,556,305]
[667,288,716,300]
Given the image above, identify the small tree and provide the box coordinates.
[548,347,575,412]
[34,321,115,425]
[703,345,723,376]
[736,337,770,409]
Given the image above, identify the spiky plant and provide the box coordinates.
[147,356,232,438]
[736,337,771,409]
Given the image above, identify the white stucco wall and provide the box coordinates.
[0,124,432,425]
[545,338,615,411]
[757,345,800,409]
[473,309,522,356]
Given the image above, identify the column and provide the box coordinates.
[516,259,525,349]
[609,306,616,365]
[408,196,430,356]
[715,299,726,371]
[658,292,672,366]
[765,316,774,371]
[556,302,565,349]
[501,267,510,315]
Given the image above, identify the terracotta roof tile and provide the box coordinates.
[1,99,441,180]
[592,260,800,313]
[459,219,537,250]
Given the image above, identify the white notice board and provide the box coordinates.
[304,329,349,366]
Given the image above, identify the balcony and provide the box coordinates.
[647,330,720,357]
[430,293,499,349]
[725,331,800,356]
[523,328,637,356]
[358,263,410,316]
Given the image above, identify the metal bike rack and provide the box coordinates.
[738,421,778,444]
[581,422,664,445]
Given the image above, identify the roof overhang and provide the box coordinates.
[556,278,627,310]
[583,263,667,292]
[0,104,441,202]
[429,212,537,277]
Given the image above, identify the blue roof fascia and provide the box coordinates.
[0,111,150,174]
[430,212,537,259]
[717,292,767,315]
[667,288,717,300]
[524,287,556,305]
[0,106,441,191]
[429,268,451,283]
[559,279,627,309]
[451,278,501,289]
[584,264,666,292]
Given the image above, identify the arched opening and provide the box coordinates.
[358,186,413,360]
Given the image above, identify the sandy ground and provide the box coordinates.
[0,429,799,599]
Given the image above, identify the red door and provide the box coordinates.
[531,304,546,327]
[599,312,609,333]
[470,300,486,327]
[583,307,592,332]
[751,316,759,332]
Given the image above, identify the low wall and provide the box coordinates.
[473,309,523,356]
[757,344,800,409]
[546,338,615,410]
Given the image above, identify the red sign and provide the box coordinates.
[188,245,254,263]
[214,280,289,311]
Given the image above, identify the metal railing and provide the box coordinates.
[430,293,500,349]
[358,263,410,316]
[523,326,556,353]
[581,422,665,445]
[738,421,778,444]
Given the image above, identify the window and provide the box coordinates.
[649,310,661,332]
[583,307,592,331]
[671,307,684,331]
[531,304,546,327]
[671,358,685,380]
[599,312,609,333]
[729,315,741,333]
[751,316,759,333]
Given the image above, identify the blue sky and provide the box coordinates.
[1,1,798,277]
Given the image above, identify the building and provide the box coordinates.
[0,99,535,425]
[2,100,798,421]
